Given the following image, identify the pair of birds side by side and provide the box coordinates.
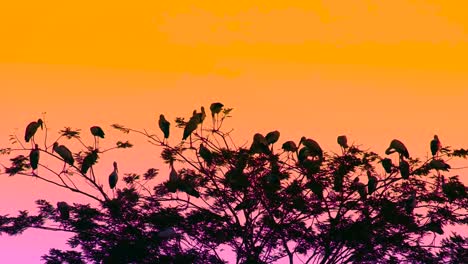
[383,135,445,179]
[157,102,225,143]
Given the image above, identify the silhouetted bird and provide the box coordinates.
[210,102,224,128]
[430,135,441,157]
[81,150,99,174]
[199,106,206,124]
[53,142,74,166]
[29,144,40,171]
[169,163,179,182]
[282,141,298,152]
[430,159,451,171]
[300,137,323,160]
[337,135,348,150]
[399,159,410,179]
[385,139,409,159]
[90,126,105,138]
[352,177,367,200]
[25,119,43,144]
[109,161,118,190]
[265,130,280,145]
[210,102,224,118]
[57,201,70,220]
[199,143,213,165]
[367,171,378,195]
[381,158,393,173]
[158,114,170,140]
[90,126,105,148]
[250,133,270,154]
[182,114,199,140]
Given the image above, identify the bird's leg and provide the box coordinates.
[189,134,193,149]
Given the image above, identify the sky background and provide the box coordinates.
[1,1,468,263]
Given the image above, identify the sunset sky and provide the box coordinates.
[1,1,468,262]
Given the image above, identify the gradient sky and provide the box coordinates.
[1,1,468,263]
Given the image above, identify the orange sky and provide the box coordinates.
[1,1,468,262]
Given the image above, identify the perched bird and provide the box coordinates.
[337,135,349,150]
[352,177,367,200]
[385,139,409,159]
[109,161,118,190]
[169,163,179,182]
[210,102,224,118]
[158,114,170,140]
[199,143,213,165]
[25,119,43,144]
[81,150,99,174]
[399,159,410,179]
[381,158,393,174]
[250,133,270,154]
[52,142,74,166]
[367,171,378,195]
[430,135,441,157]
[90,126,105,138]
[29,144,40,171]
[210,102,224,128]
[265,130,280,145]
[90,126,105,149]
[57,201,70,220]
[430,159,451,171]
[300,137,323,160]
[282,141,298,152]
[198,106,206,124]
[182,115,199,141]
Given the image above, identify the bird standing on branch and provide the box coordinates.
[25,119,43,146]
[430,135,441,157]
[337,135,348,152]
[158,114,170,143]
[90,126,105,149]
[29,144,40,174]
[300,137,323,161]
[385,139,409,159]
[210,102,224,128]
[381,158,393,174]
[53,142,74,169]
[57,201,70,220]
[109,161,118,197]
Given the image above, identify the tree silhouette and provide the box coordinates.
[1,104,467,263]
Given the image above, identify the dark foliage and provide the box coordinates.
[1,104,467,263]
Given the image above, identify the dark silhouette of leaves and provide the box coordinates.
[0,104,467,263]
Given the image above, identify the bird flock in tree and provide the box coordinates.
[0,102,466,263]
